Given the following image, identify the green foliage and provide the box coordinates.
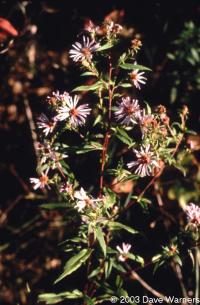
[54,249,93,283]
[38,290,83,304]
[167,21,200,103]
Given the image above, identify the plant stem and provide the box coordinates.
[126,263,170,303]
[99,56,113,196]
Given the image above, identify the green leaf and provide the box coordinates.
[0,243,9,252]
[115,127,134,146]
[107,221,138,235]
[167,53,175,60]
[112,260,126,273]
[96,226,107,257]
[104,259,113,279]
[88,266,101,279]
[116,275,123,289]
[54,248,92,283]
[126,253,144,265]
[72,81,102,92]
[76,141,103,154]
[81,71,97,76]
[93,114,102,126]
[188,250,195,267]
[38,290,83,304]
[119,63,151,71]
[191,48,200,62]
[118,83,132,88]
[96,42,113,51]
[152,254,162,263]
[83,295,95,305]
[144,101,152,114]
[170,87,177,103]
[173,255,182,267]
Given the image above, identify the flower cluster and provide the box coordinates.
[186,203,200,226]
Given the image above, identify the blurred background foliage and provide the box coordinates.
[0,0,200,304]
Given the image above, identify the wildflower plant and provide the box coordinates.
[30,20,198,304]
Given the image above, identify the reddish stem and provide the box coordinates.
[99,56,113,196]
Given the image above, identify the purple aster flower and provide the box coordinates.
[127,144,159,177]
[114,96,141,125]
[186,203,200,226]
[55,95,91,128]
[69,36,100,62]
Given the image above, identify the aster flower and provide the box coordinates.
[37,142,68,166]
[84,19,99,36]
[47,91,70,105]
[69,36,100,63]
[116,243,132,262]
[74,188,101,212]
[55,95,91,128]
[131,38,142,52]
[37,114,56,136]
[106,21,123,36]
[60,182,73,196]
[127,144,159,177]
[30,170,49,190]
[139,109,157,134]
[186,203,200,226]
[74,188,93,212]
[130,69,147,90]
[114,96,141,125]
[37,142,53,164]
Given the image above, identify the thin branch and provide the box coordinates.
[0,195,24,226]
[23,96,39,165]
[126,264,170,303]
[171,261,188,301]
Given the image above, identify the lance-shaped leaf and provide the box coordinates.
[107,221,138,235]
[80,71,97,76]
[76,141,103,154]
[115,127,134,146]
[38,290,83,304]
[96,226,107,257]
[126,253,144,265]
[72,81,102,92]
[118,83,132,88]
[119,63,151,71]
[96,42,113,52]
[54,248,93,283]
